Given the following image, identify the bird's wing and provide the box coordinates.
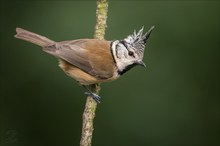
[43,39,115,79]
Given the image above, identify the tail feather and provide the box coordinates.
[15,28,55,47]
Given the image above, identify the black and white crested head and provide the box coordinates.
[123,26,155,59]
[111,26,154,75]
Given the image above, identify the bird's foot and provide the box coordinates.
[84,92,101,104]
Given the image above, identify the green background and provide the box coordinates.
[1,0,219,146]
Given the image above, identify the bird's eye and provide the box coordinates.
[128,51,134,56]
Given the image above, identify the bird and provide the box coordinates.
[14,26,154,103]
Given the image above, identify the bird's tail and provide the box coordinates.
[15,28,55,47]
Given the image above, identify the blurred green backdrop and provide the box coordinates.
[1,0,219,146]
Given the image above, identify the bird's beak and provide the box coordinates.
[138,60,146,68]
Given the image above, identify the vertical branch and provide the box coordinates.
[94,0,108,40]
[80,0,108,146]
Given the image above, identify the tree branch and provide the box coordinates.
[80,0,108,146]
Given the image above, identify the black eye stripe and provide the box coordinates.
[120,40,128,48]
[119,41,136,58]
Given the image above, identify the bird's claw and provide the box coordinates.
[84,92,101,103]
